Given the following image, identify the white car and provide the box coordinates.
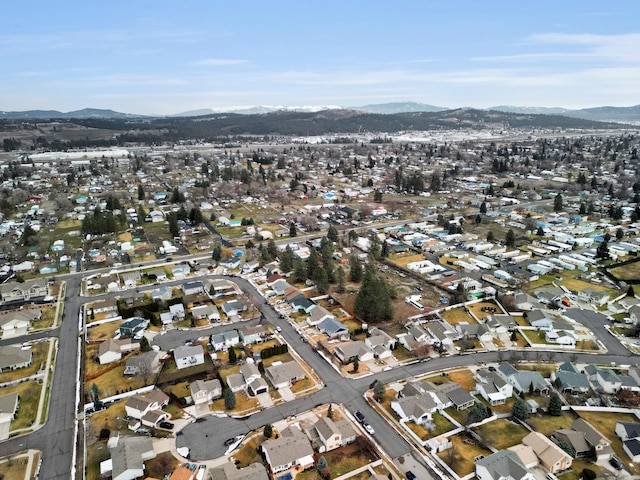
[276,326,282,332]
[363,423,375,435]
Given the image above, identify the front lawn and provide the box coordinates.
[474,418,529,450]
[3,381,42,432]
[210,392,259,414]
[406,412,454,440]
[0,342,50,384]
[296,441,378,480]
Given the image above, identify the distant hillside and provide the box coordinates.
[352,102,448,114]
[491,105,640,124]
[0,108,143,120]
[63,108,627,142]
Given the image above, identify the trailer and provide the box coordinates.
[510,253,532,264]
[482,274,509,288]
[549,257,575,271]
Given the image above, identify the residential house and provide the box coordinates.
[90,297,119,315]
[498,362,549,395]
[521,431,572,473]
[305,416,357,453]
[261,425,315,474]
[551,362,590,394]
[616,422,640,462]
[553,429,590,458]
[629,305,640,325]
[238,325,266,345]
[0,345,32,372]
[391,392,438,425]
[0,392,19,440]
[190,379,222,405]
[290,297,316,314]
[150,285,173,301]
[365,327,396,359]
[220,257,241,270]
[577,287,610,307]
[146,268,167,282]
[160,312,173,325]
[100,435,155,480]
[485,314,518,334]
[270,279,291,296]
[169,303,185,321]
[457,323,493,342]
[0,308,40,337]
[123,350,164,376]
[124,388,169,427]
[317,317,349,339]
[118,317,149,338]
[0,279,48,305]
[475,369,514,405]
[265,361,305,389]
[284,286,304,303]
[307,306,334,326]
[476,450,536,480]
[190,304,220,322]
[209,462,269,480]
[333,341,374,364]
[571,418,611,460]
[169,466,197,480]
[98,338,139,365]
[545,329,576,346]
[584,365,622,394]
[210,330,240,351]
[426,321,460,346]
[423,381,475,411]
[221,299,247,317]
[182,281,204,296]
[121,272,141,288]
[174,345,205,370]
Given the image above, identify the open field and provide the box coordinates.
[609,261,640,281]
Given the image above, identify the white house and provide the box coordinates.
[173,344,205,370]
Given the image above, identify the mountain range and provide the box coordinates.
[2,102,640,124]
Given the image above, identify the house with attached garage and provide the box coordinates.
[118,317,149,338]
[121,271,141,288]
[307,306,334,326]
[0,308,40,338]
[498,362,550,396]
[210,330,240,351]
[265,361,306,390]
[551,362,590,394]
[584,365,623,394]
[475,369,514,405]
[100,435,155,480]
[173,344,205,370]
[475,450,536,480]
[290,296,316,314]
[209,462,269,480]
[182,281,204,296]
[124,388,170,427]
[485,314,518,334]
[333,341,374,364]
[145,268,167,282]
[90,297,119,315]
[238,325,266,345]
[305,416,357,453]
[190,379,222,405]
[261,425,315,474]
[98,338,139,365]
[169,303,185,320]
[0,392,19,440]
[221,299,247,317]
[123,350,165,376]
[391,392,438,425]
[190,304,220,322]
[317,316,349,339]
[520,431,572,474]
[0,345,32,372]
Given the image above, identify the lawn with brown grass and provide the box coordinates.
[31,305,57,330]
[87,401,127,442]
[210,392,259,414]
[87,364,145,398]
[441,308,477,325]
[86,319,124,341]
[389,253,425,269]
[290,377,314,394]
[468,301,502,320]
[438,433,493,477]
[406,413,454,440]
[474,418,529,450]
[296,442,378,480]
[2,381,42,431]
[261,353,294,368]
[526,412,577,436]
[232,434,263,467]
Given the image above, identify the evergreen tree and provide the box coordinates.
[327,404,333,420]
[336,267,346,293]
[616,227,624,240]
[267,239,278,260]
[228,347,237,363]
[313,266,329,294]
[373,380,386,401]
[512,398,528,420]
[211,244,222,261]
[579,202,587,215]
[548,392,563,416]
[279,246,294,273]
[289,221,297,237]
[554,193,563,212]
[349,254,363,282]
[505,229,516,247]
[627,285,635,297]
[536,226,545,236]
[224,388,236,410]
[263,423,273,438]
[596,240,610,260]
[480,201,487,214]
[354,263,393,322]
[137,184,145,200]
[327,225,339,243]
[293,257,307,283]
[352,357,359,372]
[168,213,179,238]
[306,252,319,279]
[487,231,495,242]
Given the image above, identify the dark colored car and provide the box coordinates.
[224,437,237,446]
[159,421,174,430]
[354,411,365,424]
[406,472,417,480]
[609,457,623,470]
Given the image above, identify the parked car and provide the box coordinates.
[363,423,375,435]
[406,472,417,480]
[609,457,623,470]
[159,421,174,430]
[354,411,365,424]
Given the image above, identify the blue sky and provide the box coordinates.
[2,1,639,114]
